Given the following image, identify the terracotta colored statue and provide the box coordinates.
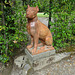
[26,5,54,55]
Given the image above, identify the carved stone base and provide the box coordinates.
[27,45,55,55]
[25,48,55,61]
[25,47,55,71]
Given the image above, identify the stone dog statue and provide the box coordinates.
[26,5,53,55]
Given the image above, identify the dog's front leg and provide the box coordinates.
[27,36,33,49]
[32,32,39,55]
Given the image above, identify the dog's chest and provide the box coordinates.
[27,22,36,35]
[30,22,35,29]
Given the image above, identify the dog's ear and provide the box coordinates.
[27,5,30,8]
[36,6,39,12]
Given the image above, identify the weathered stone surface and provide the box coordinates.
[11,53,74,75]
[27,45,55,55]
[30,52,71,71]
[14,52,71,72]
[25,48,71,71]
[25,48,55,61]
[0,63,3,72]
[22,64,31,75]
[14,55,27,68]
[0,72,2,75]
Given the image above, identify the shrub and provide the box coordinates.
[0,1,27,63]
[49,0,75,50]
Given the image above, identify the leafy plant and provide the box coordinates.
[0,1,28,63]
[49,0,75,50]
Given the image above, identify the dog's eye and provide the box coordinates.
[26,10,29,12]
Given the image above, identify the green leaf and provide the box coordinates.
[0,11,3,15]
[2,45,6,49]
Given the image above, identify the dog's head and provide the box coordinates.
[26,5,39,19]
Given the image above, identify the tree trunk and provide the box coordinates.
[48,0,52,29]
[1,0,5,26]
[22,0,24,6]
[0,0,1,11]
[12,0,16,6]
[7,0,9,3]
[1,0,8,55]
[28,0,30,4]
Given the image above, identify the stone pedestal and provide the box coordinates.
[27,46,55,55]
[14,51,71,75]
[25,47,56,71]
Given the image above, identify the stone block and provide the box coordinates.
[25,48,71,71]
[25,48,56,71]
[25,48,55,61]
[27,46,55,55]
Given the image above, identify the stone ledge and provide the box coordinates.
[25,52,71,71]
[27,46,55,55]
[14,52,71,72]
[25,48,56,61]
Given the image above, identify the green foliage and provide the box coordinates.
[0,1,27,63]
[49,0,75,50]
[29,0,49,12]
[0,11,3,15]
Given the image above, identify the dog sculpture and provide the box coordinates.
[26,5,53,55]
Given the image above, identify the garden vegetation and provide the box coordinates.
[0,0,75,63]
